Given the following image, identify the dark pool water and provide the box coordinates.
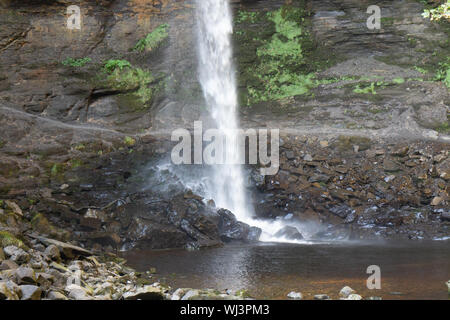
[121,241,450,300]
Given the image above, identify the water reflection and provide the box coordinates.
[122,241,450,299]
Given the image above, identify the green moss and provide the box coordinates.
[102,60,155,105]
[380,17,395,26]
[435,56,450,88]
[414,66,428,74]
[235,2,339,106]
[62,57,92,67]
[70,159,83,169]
[124,136,136,147]
[435,121,450,134]
[337,135,372,152]
[245,5,316,104]
[73,143,86,151]
[392,77,405,84]
[104,59,132,73]
[133,23,169,52]
[50,163,63,176]
[0,231,28,250]
[236,10,259,24]
[31,213,70,241]
[353,82,377,94]
[235,289,252,298]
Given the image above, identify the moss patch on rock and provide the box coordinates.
[0,231,28,250]
[133,23,170,52]
[31,213,70,242]
[100,59,157,106]
[234,1,340,106]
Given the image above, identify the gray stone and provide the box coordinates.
[20,285,42,300]
[217,209,262,242]
[0,259,18,271]
[15,266,36,284]
[287,291,302,300]
[345,294,363,300]
[314,294,330,300]
[0,280,20,300]
[274,226,304,240]
[3,246,30,264]
[122,285,165,300]
[44,245,60,261]
[339,286,355,298]
[47,290,68,300]
[171,288,189,300]
[181,289,200,300]
[66,284,93,300]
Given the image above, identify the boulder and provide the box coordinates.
[217,209,261,242]
[274,226,303,240]
[122,285,165,300]
[20,285,42,300]
[171,288,190,300]
[15,266,36,284]
[44,244,60,261]
[0,281,20,300]
[47,290,68,300]
[30,236,92,259]
[66,284,93,300]
[0,260,19,271]
[339,286,355,298]
[5,200,23,217]
[3,246,30,264]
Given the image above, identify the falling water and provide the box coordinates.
[170,0,318,242]
[195,0,252,221]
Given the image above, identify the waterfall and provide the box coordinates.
[176,0,316,243]
[195,0,252,221]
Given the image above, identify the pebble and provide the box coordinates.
[287,291,303,300]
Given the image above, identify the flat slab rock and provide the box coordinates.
[28,235,93,258]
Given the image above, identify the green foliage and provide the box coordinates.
[422,1,449,21]
[62,57,92,67]
[392,77,405,84]
[0,231,27,250]
[435,57,450,88]
[124,136,136,146]
[103,59,154,104]
[236,10,259,24]
[414,66,428,74]
[104,59,132,73]
[133,23,169,52]
[353,82,377,94]
[50,163,63,176]
[246,6,316,104]
[435,121,450,133]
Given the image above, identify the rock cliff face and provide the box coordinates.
[0,0,449,249]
